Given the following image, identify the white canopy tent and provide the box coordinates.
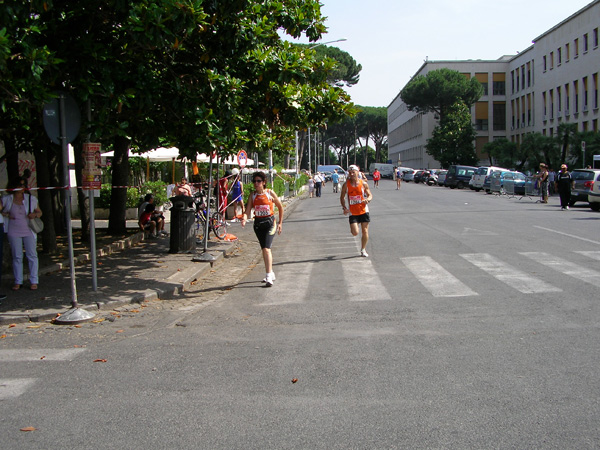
[101,147,260,182]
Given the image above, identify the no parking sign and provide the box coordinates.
[237,150,248,168]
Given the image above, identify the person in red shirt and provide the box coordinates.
[372,168,381,188]
[138,203,157,239]
[340,165,373,257]
[241,171,284,287]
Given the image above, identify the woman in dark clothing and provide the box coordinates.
[555,164,573,210]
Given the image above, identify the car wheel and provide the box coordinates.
[590,203,600,211]
[475,188,481,192]
[457,181,464,189]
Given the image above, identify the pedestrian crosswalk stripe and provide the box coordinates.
[0,348,86,362]
[575,251,600,261]
[342,259,392,301]
[461,253,561,294]
[520,252,600,288]
[257,262,314,305]
[0,378,37,400]
[402,256,477,297]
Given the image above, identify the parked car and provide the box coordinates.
[588,171,600,211]
[444,165,477,189]
[436,170,448,186]
[471,166,507,192]
[414,170,430,183]
[570,168,600,206]
[488,170,514,194]
[502,171,527,195]
[402,170,415,182]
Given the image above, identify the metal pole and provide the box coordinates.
[86,100,98,291]
[308,128,311,174]
[60,94,78,307]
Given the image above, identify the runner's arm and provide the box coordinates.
[271,191,284,234]
[340,182,349,214]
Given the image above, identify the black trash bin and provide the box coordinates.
[169,195,196,253]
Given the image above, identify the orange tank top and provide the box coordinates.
[347,180,368,216]
[252,190,274,218]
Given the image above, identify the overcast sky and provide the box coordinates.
[294,0,595,108]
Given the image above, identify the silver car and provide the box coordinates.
[570,169,600,206]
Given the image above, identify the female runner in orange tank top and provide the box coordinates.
[241,171,284,287]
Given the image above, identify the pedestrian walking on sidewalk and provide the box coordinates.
[1,176,41,291]
[555,164,573,210]
[241,171,284,287]
[340,165,373,257]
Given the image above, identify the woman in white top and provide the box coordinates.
[1,177,42,290]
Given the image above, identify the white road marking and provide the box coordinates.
[342,259,392,301]
[461,253,561,294]
[257,262,314,305]
[0,348,86,362]
[401,256,477,298]
[0,378,37,400]
[575,251,600,261]
[521,252,600,288]
[534,226,600,246]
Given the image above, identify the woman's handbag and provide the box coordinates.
[28,194,44,233]
[29,217,44,233]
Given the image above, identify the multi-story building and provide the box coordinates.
[388,0,600,169]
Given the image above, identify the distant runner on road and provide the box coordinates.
[340,165,373,257]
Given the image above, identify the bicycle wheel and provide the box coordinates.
[196,212,207,244]
[211,211,227,239]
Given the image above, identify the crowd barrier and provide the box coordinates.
[520,176,540,202]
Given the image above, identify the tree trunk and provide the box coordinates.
[108,135,130,235]
[35,148,58,254]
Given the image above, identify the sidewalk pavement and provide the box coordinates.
[0,194,303,325]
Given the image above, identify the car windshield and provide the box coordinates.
[572,171,595,181]
[475,168,487,175]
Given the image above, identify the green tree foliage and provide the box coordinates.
[520,133,559,171]
[482,138,518,169]
[355,106,387,163]
[1,0,355,235]
[568,131,600,168]
[426,102,478,168]
[400,68,483,122]
[303,44,362,87]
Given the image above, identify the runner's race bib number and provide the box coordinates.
[255,205,271,217]
[349,195,363,205]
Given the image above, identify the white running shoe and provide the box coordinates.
[360,249,369,257]
[262,272,276,283]
[565,206,570,210]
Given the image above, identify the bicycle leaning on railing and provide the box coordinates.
[193,189,227,242]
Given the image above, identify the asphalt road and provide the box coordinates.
[2,179,600,449]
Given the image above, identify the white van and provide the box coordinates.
[369,163,394,179]
[471,166,507,191]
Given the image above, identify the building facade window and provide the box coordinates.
[594,28,599,48]
[543,55,547,71]
[493,103,506,131]
[584,33,589,52]
[575,38,579,57]
[566,43,570,61]
[558,47,562,64]
[574,80,579,113]
[565,84,570,114]
[583,77,588,111]
[594,73,598,109]
[493,81,505,95]
[557,86,562,112]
